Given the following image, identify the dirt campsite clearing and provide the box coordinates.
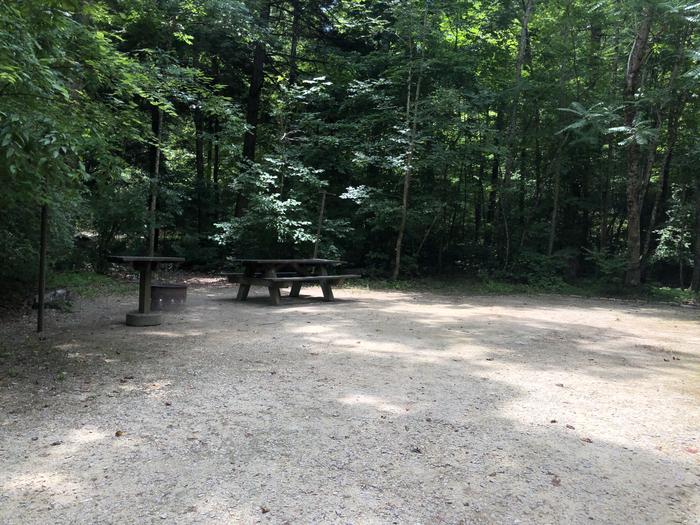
[1,284,699,524]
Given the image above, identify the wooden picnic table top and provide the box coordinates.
[232,258,342,265]
[108,255,185,264]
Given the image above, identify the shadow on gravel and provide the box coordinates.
[0,288,698,523]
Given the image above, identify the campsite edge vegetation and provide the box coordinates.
[1,0,700,304]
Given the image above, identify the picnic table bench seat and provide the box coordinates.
[221,271,297,281]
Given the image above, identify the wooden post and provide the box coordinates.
[37,202,49,332]
[313,190,327,258]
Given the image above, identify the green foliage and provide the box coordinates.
[584,248,629,288]
[47,271,135,298]
[653,185,695,287]
[1,0,698,295]
[496,249,574,289]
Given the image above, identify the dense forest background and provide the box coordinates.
[1,0,699,293]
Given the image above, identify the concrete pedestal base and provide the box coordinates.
[125,311,162,327]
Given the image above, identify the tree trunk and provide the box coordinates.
[485,109,503,248]
[236,1,271,217]
[600,138,614,251]
[37,201,48,333]
[313,190,327,258]
[288,0,302,86]
[212,118,221,220]
[623,7,653,286]
[147,107,163,256]
[500,0,534,266]
[392,8,427,280]
[475,161,484,243]
[392,65,422,279]
[691,177,700,292]
[548,153,561,256]
[194,106,205,234]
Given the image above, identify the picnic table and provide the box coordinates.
[224,258,360,305]
[108,255,185,326]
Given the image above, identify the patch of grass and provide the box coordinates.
[347,277,699,306]
[48,271,134,299]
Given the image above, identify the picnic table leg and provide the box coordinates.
[236,284,251,301]
[236,264,255,301]
[263,267,282,305]
[317,265,334,301]
[289,282,302,297]
[320,282,334,302]
[268,285,281,305]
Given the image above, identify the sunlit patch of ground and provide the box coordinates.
[1,286,699,523]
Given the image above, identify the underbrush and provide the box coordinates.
[47,271,135,298]
[348,276,699,306]
[7,270,699,308]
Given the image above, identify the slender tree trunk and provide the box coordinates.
[485,109,503,248]
[691,177,700,292]
[475,161,484,243]
[194,106,205,234]
[148,107,163,256]
[313,190,327,259]
[392,55,423,280]
[600,138,614,251]
[518,138,555,250]
[288,0,302,86]
[518,109,542,250]
[212,118,221,220]
[501,0,534,267]
[392,8,427,280]
[37,200,48,333]
[518,147,527,228]
[623,7,653,286]
[416,207,443,259]
[236,1,271,217]
[548,154,562,256]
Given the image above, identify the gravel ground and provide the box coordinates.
[1,284,699,524]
